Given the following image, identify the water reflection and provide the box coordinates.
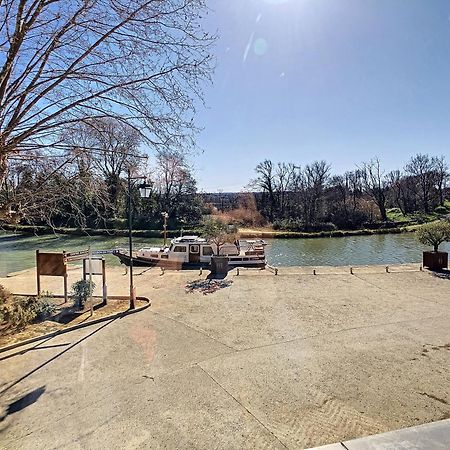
[1,232,449,276]
[265,234,450,267]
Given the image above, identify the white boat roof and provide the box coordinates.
[171,235,207,244]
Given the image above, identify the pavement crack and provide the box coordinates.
[233,314,450,355]
[151,311,237,351]
[196,364,289,449]
[419,392,448,405]
[352,273,449,307]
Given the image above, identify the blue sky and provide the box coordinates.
[192,0,450,192]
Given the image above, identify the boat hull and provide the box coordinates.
[113,251,266,269]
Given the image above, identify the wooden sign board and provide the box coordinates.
[36,250,68,301]
[37,252,67,276]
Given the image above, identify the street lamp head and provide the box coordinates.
[138,182,152,198]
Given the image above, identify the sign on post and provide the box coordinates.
[83,257,107,305]
[65,250,89,262]
[36,250,68,302]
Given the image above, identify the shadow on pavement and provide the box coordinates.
[432,269,450,280]
[0,318,117,396]
[0,386,46,422]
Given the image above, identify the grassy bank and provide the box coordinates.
[1,223,422,240]
[239,225,421,239]
[0,224,199,239]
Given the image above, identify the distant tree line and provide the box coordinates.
[0,118,202,230]
[251,154,449,231]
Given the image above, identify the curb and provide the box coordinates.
[0,295,151,354]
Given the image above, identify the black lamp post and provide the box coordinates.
[127,168,152,309]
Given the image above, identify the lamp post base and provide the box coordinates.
[130,286,136,310]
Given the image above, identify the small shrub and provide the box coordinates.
[0,294,56,332]
[0,285,13,324]
[71,280,96,310]
[416,220,450,252]
[33,296,56,321]
[434,205,448,215]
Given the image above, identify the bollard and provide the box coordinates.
[386,266,389,273]
[350,267,353,275]
[236,268,240,276]
[275,268,278,276]
[199,267,203,275]
[420,265,423,271]
[313,269,316,275]
[160,267,165,276]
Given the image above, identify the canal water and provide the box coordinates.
[0,231,449,277]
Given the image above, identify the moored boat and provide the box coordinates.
[113,235,266,269]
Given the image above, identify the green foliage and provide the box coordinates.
[386,208,408,222]
[434,205,449,215]
[71,280,96,309]
[0,285,12,324]
[201,218,239,255]
[416,220,450,252]
[273,219,337,232]
[0,287,56,331]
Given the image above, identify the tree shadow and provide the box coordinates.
[206,272,228,280]
[0,386,46,422]
[432,269,450,280]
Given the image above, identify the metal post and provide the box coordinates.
[128,168,136,310]
[63,273,68,303]
[102,259,107,305]
[36,250,41,296]
[63,250,68,303]
[88,246,94,316]
[163,213,168,247]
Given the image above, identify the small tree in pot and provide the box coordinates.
[201,218,239,275]
[417,220,450,270]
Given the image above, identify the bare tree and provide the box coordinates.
[152,149,198,223]
[302,160,330,227]
[64,117,144,214]
[252,160,276,222]
[275,162,295,218]
[405,154,436,213]
[0,0,214,189]
[432,155,448,207]
[361,158,389,221]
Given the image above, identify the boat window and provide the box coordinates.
[173,246,187,253]
[202,246,213,256]
[190,245,200,254]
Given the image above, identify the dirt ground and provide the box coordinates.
[1,263,449,449]
[0,294,147,348]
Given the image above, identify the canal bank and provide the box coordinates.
[1,221,421,240]
[1,231,450,277]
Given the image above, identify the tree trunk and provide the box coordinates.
[0,151,7,188]
[379,202,387,221]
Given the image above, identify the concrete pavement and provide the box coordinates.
[308,419,450,449]
[1,265,450,448]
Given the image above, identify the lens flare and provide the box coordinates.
[254,38,268,56]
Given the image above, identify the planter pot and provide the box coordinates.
[210,255,229,275]
[423,251,448,270]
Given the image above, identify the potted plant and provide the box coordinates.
[417,220,450,270]
[71,279,96,310]
[201,218,239,275]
